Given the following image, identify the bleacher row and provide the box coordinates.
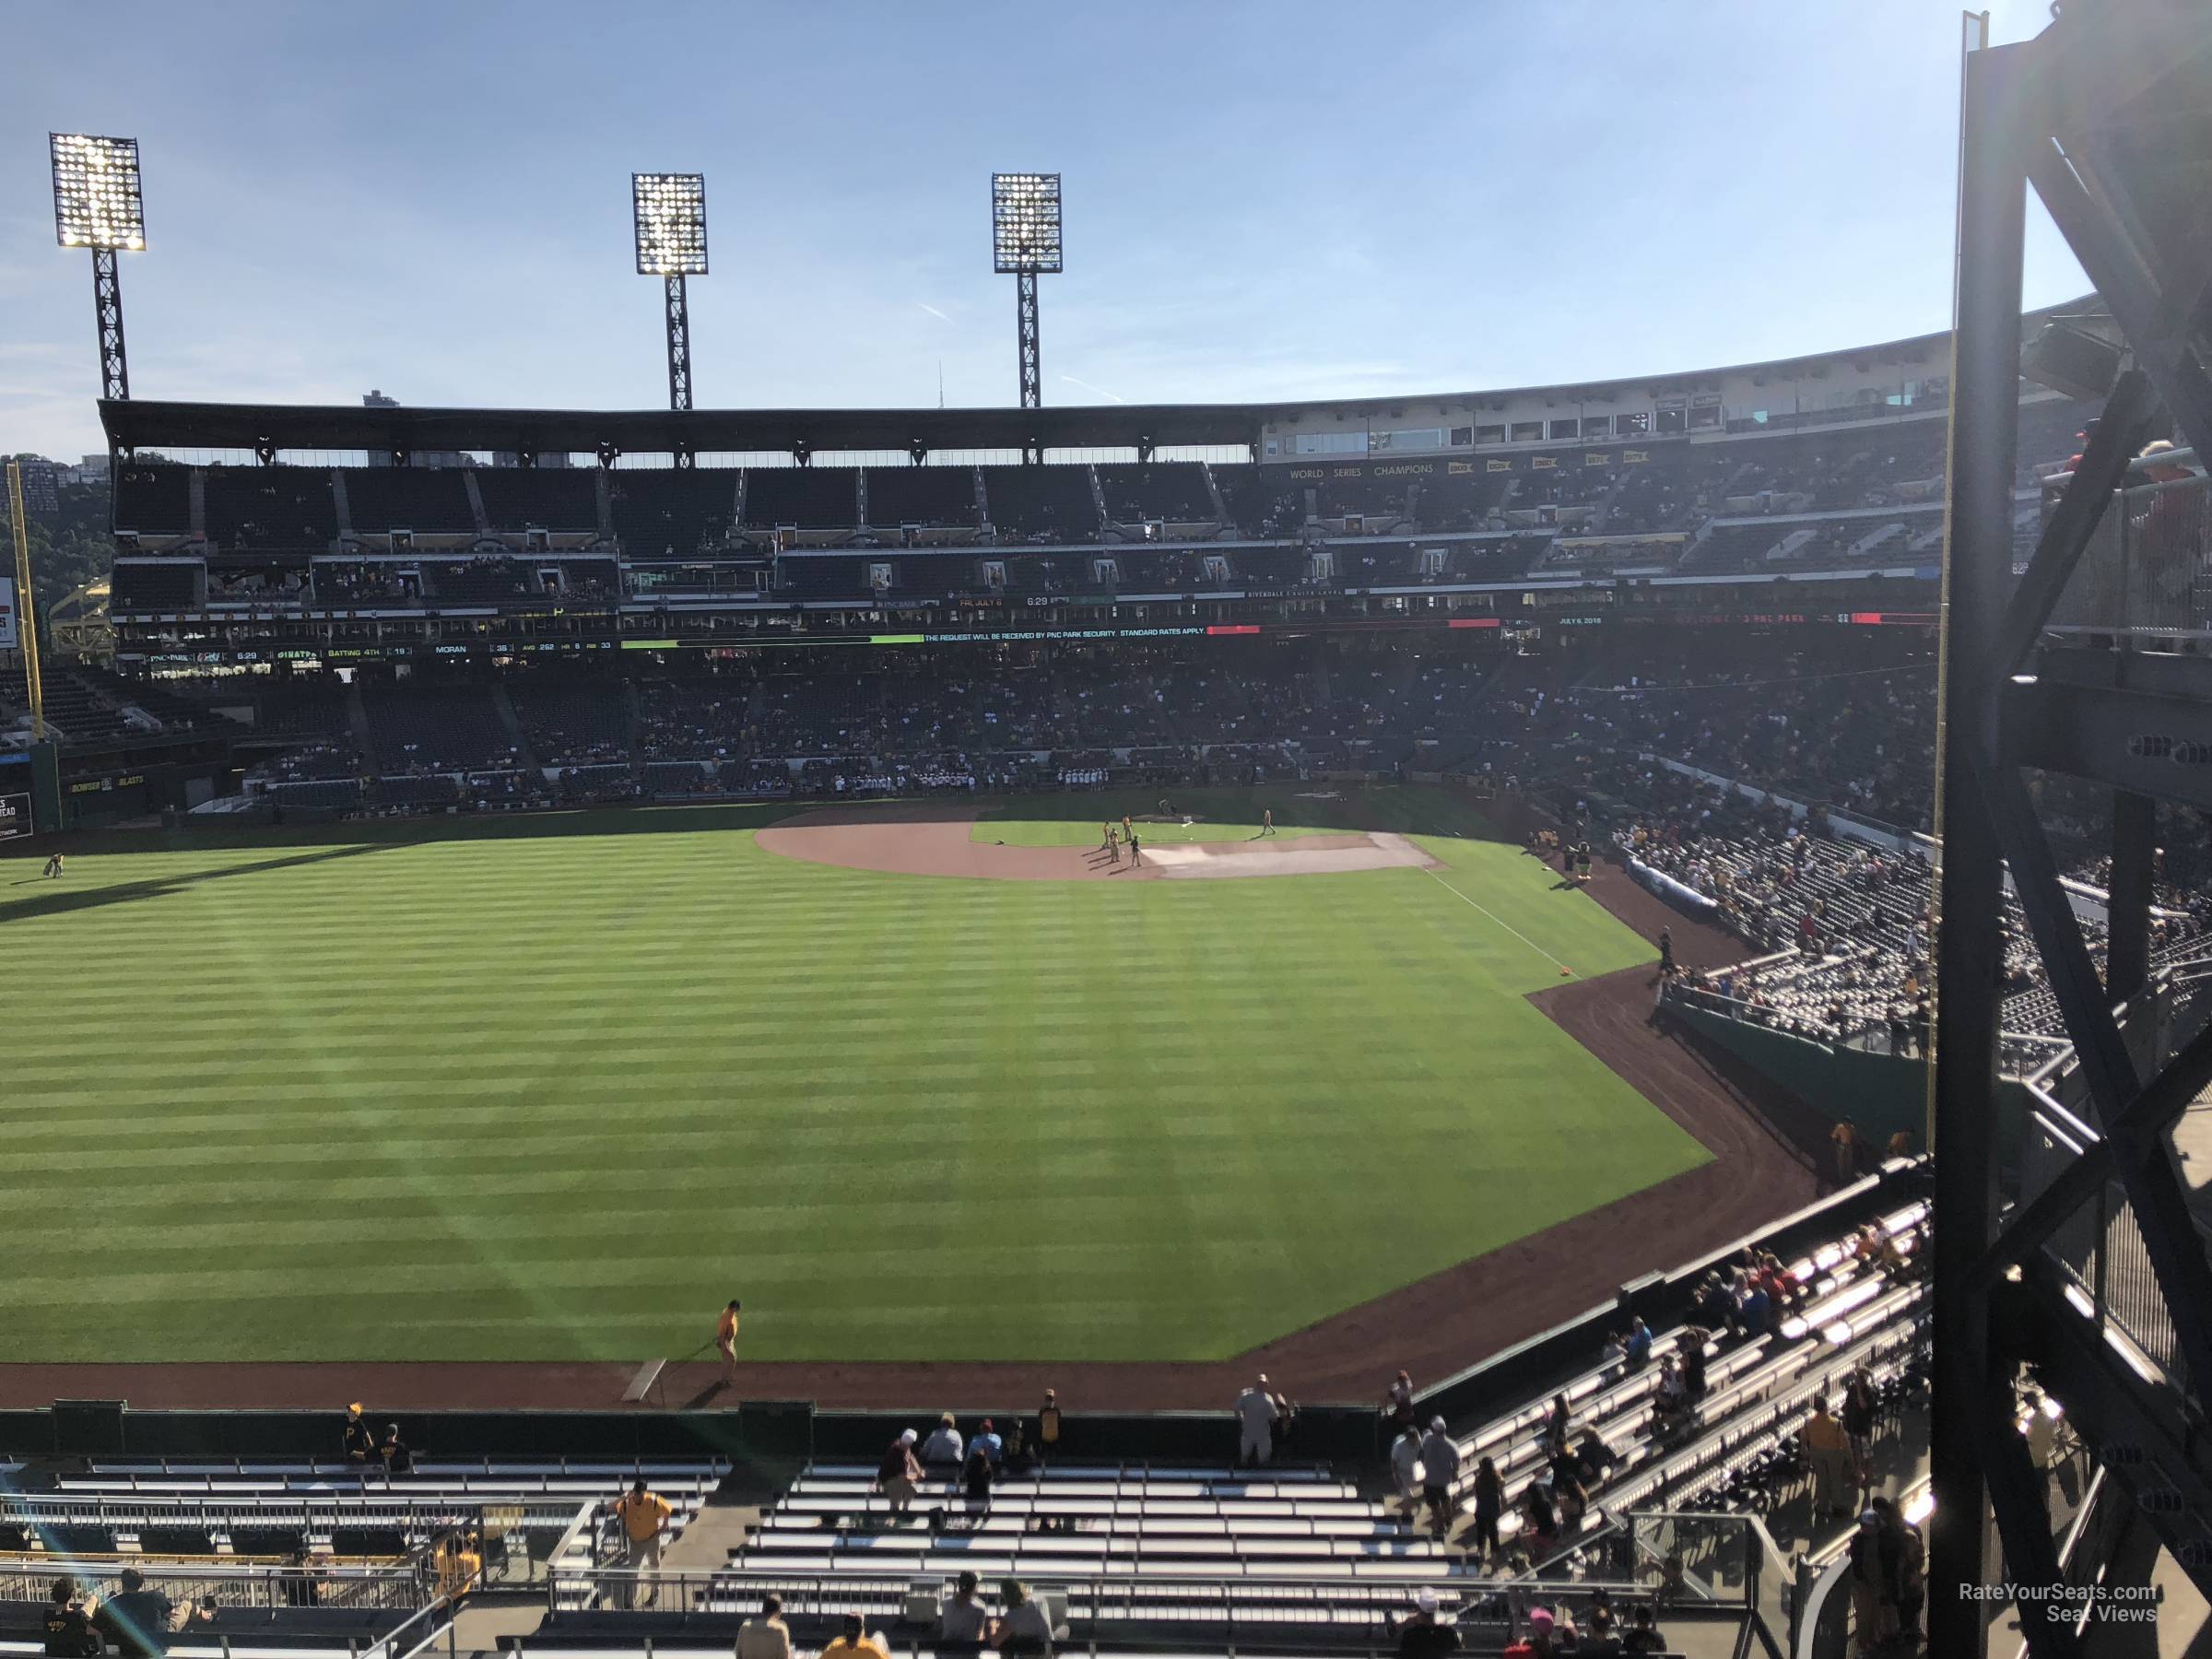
[511,1202,1929,1633]
[0,1462,730,1659]
[234,647,1512,807]
[105,399,2100,614]
[0,1196,1925,1657]
[0,660,209,749]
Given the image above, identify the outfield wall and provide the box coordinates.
[1665,1000,2032,1178]
[0,1171,1925,1468]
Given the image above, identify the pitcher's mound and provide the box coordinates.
[757,804,1439,882]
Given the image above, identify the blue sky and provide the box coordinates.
[2,1,2087,462]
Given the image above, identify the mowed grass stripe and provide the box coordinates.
[0,794,1703,1364]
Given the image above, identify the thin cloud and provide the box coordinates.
[1060,375,1124,404]
[914,302,951,323]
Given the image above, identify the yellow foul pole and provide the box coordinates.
[5,460,45,742]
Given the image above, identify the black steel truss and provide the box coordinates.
[665,273,693,414]
[1935,10,2212,1654]
[92,248,129,403]
[1017,271,1041,462]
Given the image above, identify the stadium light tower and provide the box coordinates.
[632,171,708,415]
[49,133,146,403]
[991,171,1061,461]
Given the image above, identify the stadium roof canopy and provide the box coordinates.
[98,398,1266,457]
[96,296,2099,460]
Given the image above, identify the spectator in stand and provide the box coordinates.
[42,1580,101,1659]
[937,1575,988,1648]
[1849,1511,1901,1650]
[1470,1456,1506,1559]
[1235,1375,1279,1465]
[1518,1483,1560,1561]
[100,1567,212,1659]
[921,1413,965,1469]
[1036,1389,1061,1468]
[737,1595,794,1659]
[1419,1416,1460,1535]
[1542,1394,1571,1459]
[1831,1119,1859,1185]
[971,1418,1004,1467]
[1621,1606,1668,1653]
[1396,1589,1461,1659]
[992,1581,1054,1656]
[1738,1274,1771,1339]
[1390,1421,1425,1514]
[1678,1329,1710,1401]
[1842,1367,1879,1476]
[379,1423,415,1474]
[1695,1271,1737,1336]
[343,1403,376,1471]
[820,1613,890,1659]
[1383,1368,1416,1433]
[610,1477,673,1606]
[1803,1395,1856,1518]
[961,1434,995,1508]
[878,1429,923,1520]
[1623,1316,1653,1369]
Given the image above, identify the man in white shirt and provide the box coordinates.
[1390,1423,1425,1514]
[1235,1375,1280,1465]
[920,1414,964,1469]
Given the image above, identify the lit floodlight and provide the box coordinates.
[50,133,145,251]
[632,172,708,276]
[992,172,1063,274]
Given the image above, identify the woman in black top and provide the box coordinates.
[1469,1458,1504,1559]
[1842,1371,1877,1471]
[962,1440,994,1506]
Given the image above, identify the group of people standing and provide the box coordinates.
[876,1394,1065,1520]
[1095,815,1144,867]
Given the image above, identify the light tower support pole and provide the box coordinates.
[665,273,692,413]
[6,461,46,742]
[92,248,129,402]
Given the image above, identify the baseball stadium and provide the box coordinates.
[6,5,2212,1656]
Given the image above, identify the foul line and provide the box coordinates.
[1421,866,1576,977]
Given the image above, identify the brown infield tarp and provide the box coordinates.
[0,795,1817,1413]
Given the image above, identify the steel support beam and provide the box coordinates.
[1994,367,2153,676]
[2006,678,2212,815]
[2024,1257,2212,1577]
[665,274,693,413]
[2107,789,2156,1001]
[1017,271,1041,463]
[2029,142,2212,469]
[92,248,129,403]
[1931,41,2037,1656]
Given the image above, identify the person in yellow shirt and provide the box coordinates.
[435,1532,481,1600]
[716,1300,743,1382]
[819,1614,890,1659]
[610,1478,673,1608]
[1801,1395,1855,1518]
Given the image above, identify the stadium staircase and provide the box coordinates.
[463,474,492,538]
[343,686,375,775]
[1200,463,1232,530]
[490,685,531,767]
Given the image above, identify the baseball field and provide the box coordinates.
[0,786,1710,1373]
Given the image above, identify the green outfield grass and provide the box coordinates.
[0,791,1703,1366]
